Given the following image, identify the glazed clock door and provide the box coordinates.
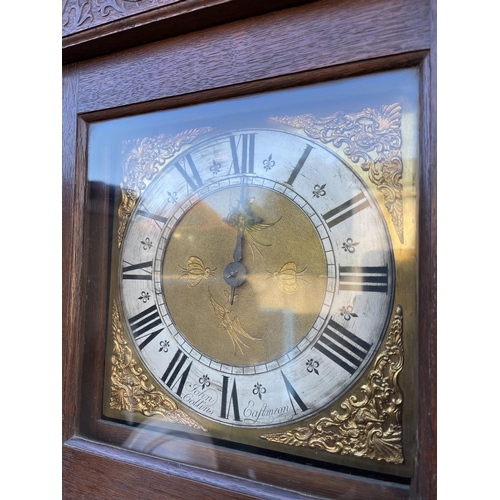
[62,1,436,499]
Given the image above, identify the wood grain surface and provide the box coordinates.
[76,0,430,113]
[62,0,320,64]
[62,63,83,443]
[413,4,437,497]
[64,437,411,499]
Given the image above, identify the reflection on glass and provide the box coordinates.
[86,68,419,478]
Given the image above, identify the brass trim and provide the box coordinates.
[272,104,404,243]
[109,299,206,430]
[261,305,404,464]
[118,127,213,247]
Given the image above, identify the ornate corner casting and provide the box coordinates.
[272,103,405,243]
[261,305,404,464]
[109,299,207,430]
[117,127,214,248]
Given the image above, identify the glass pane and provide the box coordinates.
[84,68,420,483]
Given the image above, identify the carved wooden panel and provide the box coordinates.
[62,0,318,64]
[62,0,177,36]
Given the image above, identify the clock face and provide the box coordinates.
[118,128,394,428]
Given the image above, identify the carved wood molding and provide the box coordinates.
[62,0,177,36]
[62,1,320,65]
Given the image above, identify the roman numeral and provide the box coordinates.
[122,261,152,280]
[322,192,370,229]
[285,144,313,185]
[174,153,204,191]
[128,304,164,350]
[136,207,168,226]
[339,265,389,293]
[161,349,192,397]
[229,133,256,174]
[315,319,372,374]
[220,376,241,421]
[281,372,308,413]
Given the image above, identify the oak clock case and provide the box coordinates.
[95,71,418,479]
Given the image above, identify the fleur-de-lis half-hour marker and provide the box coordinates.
[253,383,266,400]
[306,358,320,375]
[178,256,217,287]
[210,159,221,175]
[313,183,327,198]
[159,340,170,353]
[340,305,358,321]
[199,374,210,389]
[263,154,275,171]
[138,291,150,303]
[141,237,153,250]
[342,238,359,253]
[167,191,177,204]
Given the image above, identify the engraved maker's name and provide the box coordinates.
[243,400,292,423]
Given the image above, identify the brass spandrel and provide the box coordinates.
[272,103,404,243]
[261,305,404,464]
[118,127,214,247]
[109,299,206,431]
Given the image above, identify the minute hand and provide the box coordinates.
[232,177,248,263]
[233,218,245,262]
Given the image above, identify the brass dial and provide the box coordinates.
[162,182,328,367]
[119,128,394,428]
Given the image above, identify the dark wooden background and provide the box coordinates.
[62,0,436,498]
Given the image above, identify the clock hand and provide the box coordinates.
[224,259,246,305]
[224,178,249,304]
[233,214,245,263]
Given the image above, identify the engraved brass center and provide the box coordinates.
[162,185,327,367]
